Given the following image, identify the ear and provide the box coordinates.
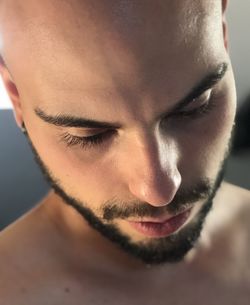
[222,0,229,51]
[0,56,23,129]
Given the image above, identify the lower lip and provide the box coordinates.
[128,209,192,238]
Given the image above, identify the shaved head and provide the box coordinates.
[0,0,225,109]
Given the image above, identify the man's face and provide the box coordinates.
[1,0,236,264]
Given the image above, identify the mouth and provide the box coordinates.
[127,208,193,238]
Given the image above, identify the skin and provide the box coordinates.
[0,0,250,304]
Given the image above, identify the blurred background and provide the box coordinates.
[0,1,250,230]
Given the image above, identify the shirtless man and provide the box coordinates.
[0,0,249,304]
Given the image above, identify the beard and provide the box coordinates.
[23,127,233,265]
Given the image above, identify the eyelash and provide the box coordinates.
[60,129,116,150]
[60,98,215,150]
[172,98,215,119]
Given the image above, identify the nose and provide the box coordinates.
[125,135,181,208]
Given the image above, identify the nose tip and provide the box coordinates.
[129,168,181,208]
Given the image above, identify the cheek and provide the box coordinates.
[35,137,123,204]
[24,111,125,205]
[178,96,236,180]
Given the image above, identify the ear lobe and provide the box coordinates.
[0,58,23,128]
[222,18,228,50]
[221,0,229,51]
[222,0,228,14]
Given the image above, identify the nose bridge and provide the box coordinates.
[125,132,181,207]
[134,135,167,179]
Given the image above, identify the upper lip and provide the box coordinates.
[128,207,192,224]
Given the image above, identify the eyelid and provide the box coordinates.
[59,129,117,149]
[65,128,111,138]
[179,89,212,112]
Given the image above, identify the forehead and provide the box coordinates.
[0,0,225,116]
[1,0,221,54]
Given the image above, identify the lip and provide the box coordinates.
[127,208,192,238]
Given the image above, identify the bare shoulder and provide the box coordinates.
[191,181,250,288]
[0,203,57,290]
[0,205,42,279]
[224,181,250,200]
[0,203,70,304]
[211,181,250,235]
[215,181,250,211]
[0,213,33,301]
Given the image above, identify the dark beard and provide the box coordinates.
[23,128,231,265]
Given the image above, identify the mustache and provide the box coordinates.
[102,179,213,221]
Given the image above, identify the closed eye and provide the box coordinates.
[170,90,215,119]
[59,129,117,150]
[60,92,216,150]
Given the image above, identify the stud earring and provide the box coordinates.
[21,122,26,133]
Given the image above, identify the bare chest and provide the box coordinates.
[3,274,249,305]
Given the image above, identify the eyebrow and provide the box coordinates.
[34,62,228,129]
[168,62,228,114]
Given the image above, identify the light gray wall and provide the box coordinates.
[0,111,49,229]
[227,0,250,104]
